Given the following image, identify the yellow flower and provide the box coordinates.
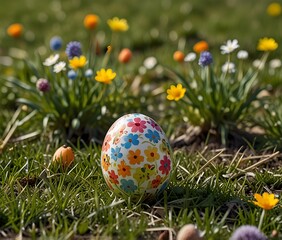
[107,17,129,32]
[95,68,116,84]
[167,84,186,101]
[267,3,281,17]
[257,38,278,51]
[69,56,87,70]
[252,192,279,210]
[144,146,160,162]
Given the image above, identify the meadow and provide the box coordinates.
[1,0,282,239]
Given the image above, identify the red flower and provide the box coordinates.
[127,117,147,133]
[159,156,171,175]
[108,170,119,184]
[151,175,162,188]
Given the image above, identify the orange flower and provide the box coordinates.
[173,50,185,62]
[118,48,132,63]
[127,149,144,164]
[7,23,23,38]
[193,40,209,53]
[84,14,99,30]
[101,154,110,171]
[252,192,279,210]
[144,146,160,162]
[118,160,131,177]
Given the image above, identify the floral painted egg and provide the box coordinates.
[101,113,173,202]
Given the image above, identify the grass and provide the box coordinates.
[1,0,282,239]
[1,142,281,239]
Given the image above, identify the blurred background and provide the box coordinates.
[1,0,281,58]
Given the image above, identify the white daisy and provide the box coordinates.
[269,59,282,69]
[253,59,264,70]
[53,61,66,73]
[220,39,239,54]
[184,52,196,62]
[237,50,248,60]
[143,57,157,69]
[43,54,59,66]
[222,62,236,73]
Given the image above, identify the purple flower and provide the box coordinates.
[230,225,268,240]
[65,41,82,59]
[198,51,213,67]
[50,36,63,51]
[36,78,50,92]
[67,70,77,80]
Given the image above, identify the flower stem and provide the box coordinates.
[258,209,265,230]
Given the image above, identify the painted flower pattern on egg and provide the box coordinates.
[101,113,173,201]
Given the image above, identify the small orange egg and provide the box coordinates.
[52,145,75,168]
[118,48,132,63]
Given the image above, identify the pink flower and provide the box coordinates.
[159,156,171,175]
[147,119,161,131]
[127,117,147,133]
[36,78,50,92]
[102,134,112,151]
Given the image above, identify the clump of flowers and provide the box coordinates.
[257,96,282,150]
[5,15,138,141]
[164,38,278,145]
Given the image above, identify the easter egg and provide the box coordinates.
[101,113,173,202]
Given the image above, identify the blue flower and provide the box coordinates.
[145,129,160,143]
[65,41,82,59]
[122,133,139,149]
[85,69,93,78]
[67,70,77,80]
[50,36,63,51]
[198,51,213,67]
[111,147,123,161]
[230,225,267,240]
[120,179,137,193]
